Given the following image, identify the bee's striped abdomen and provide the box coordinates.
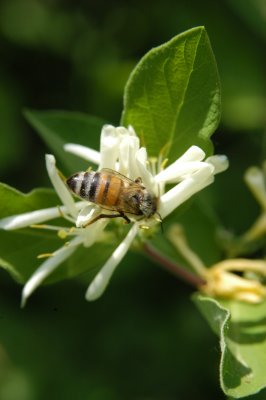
[94,173,123,207]
[100,174,123,206]
[66,171,124,207]
[66,171,95,200]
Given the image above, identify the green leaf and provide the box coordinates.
[193,294,266,398]
[0,183,62,282]
[0,183,59,219]
[0,183,120,286]
[121,26,220,162]
[24,110,106,174]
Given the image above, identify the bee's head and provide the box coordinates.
[140,190,158,218]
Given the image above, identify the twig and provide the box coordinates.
[143,242,206,287]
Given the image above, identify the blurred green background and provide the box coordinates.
[0,0,265,399]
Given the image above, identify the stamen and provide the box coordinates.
[37,253,54,259]
[160,158,168,171]
[148,157,158,176]
[30,223,78,240]
[58,230,68,239]
[30,224,67,231]
[57,227,77,239]
[139,225,150,230]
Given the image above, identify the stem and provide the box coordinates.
[143,242,206,288]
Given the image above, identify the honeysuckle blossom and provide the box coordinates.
[0,125,228,305]
[167,224,266,303]
[201,259,266,303]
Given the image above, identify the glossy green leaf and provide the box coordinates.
[24,110,106,174]
[121,26,220,162]
[0,183,59,219]
[0,183,61,282]
[194,294,266,398]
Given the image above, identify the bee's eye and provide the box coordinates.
[132,194,140,202]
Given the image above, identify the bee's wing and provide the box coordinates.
[100,168,141,187]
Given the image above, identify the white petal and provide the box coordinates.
[174,146,206,163]
[85,223,138,301]
[0,201,86,231]
[116,126,134,137]
[128,125,137,136]
[244,166,266,210]
[99,125,120,169]
[64,143,100,165]
[206,155,229,174]
[115,126,140,177]
[76,205,96,228]
[154,146,205,184]
[159,165,214,219]
[81,219,108,247]
[21,236,83,307]
[46,154,78,218]
[119,135,140,178]
[155,161,214,184]
[75,206,109,246]
[118,135,131,175]
[0,207,62,230]
[127,136,141,177]
[135,148,156,192]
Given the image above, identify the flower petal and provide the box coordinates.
[118,134,131,176]
[0,207,62,230]
[155,146,206,183]
[21,236,83,307]
[135,148,156,192]
[76,205,98,228]
[64,143,101,165]
[0,201,86,231]
[46,154,78,218]
[206,155,229,174]
[155,161,214,184]
[99,125,120,169]
[173,145,206,163]
[80,219,108,247]
[121,137,140,177]
[85,223,138,301]
[159,164,214,219]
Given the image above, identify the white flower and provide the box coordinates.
[201,259,266,303]
[0,125,228,305]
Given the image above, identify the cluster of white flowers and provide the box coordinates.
[0,125,228,305]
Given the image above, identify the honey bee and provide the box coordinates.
[66,168,158,226]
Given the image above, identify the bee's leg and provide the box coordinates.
[83,212,130,228]
[118,210,131,224]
